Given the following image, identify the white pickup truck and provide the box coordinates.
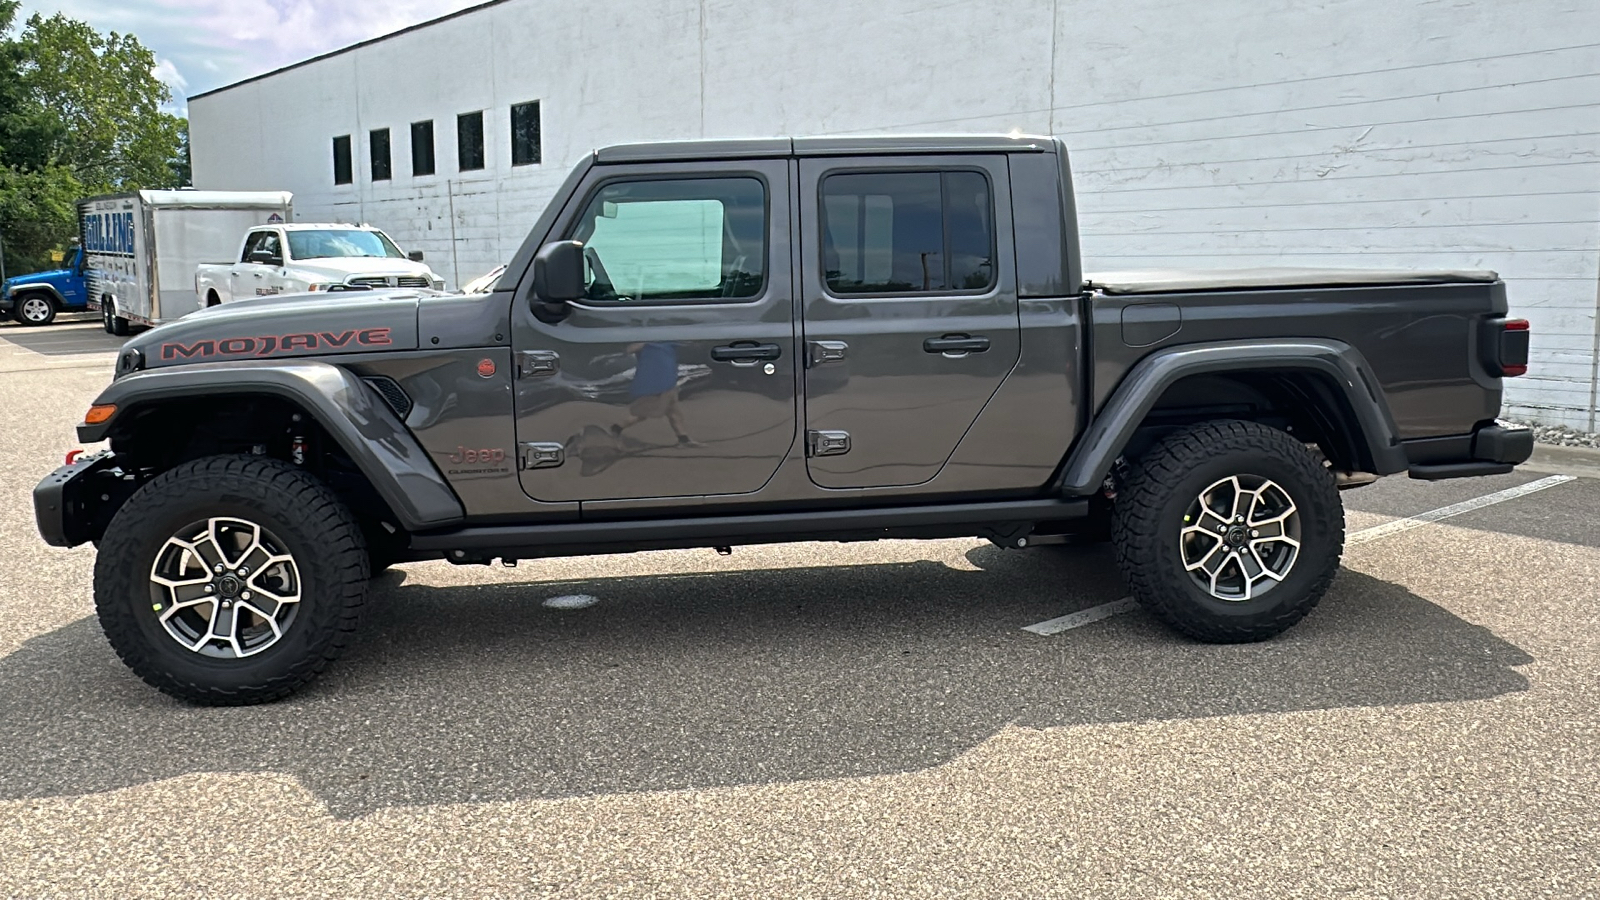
[195,223,445,306]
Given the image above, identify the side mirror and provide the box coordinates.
[533,240,585,303]
[249,249,276,265]
[408,250,425,262]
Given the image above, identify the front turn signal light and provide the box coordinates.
[84,404,117,425]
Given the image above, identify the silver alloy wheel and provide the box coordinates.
[148,517,302,658]
[1179,474,1301,601]
[19,295,52,323]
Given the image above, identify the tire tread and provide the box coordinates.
[1112,419,1344,643]
[93,455,368,705]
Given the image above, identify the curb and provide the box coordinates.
[1522,444,1600,480]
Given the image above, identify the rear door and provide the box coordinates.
[797,155,1020,488]
[512,159,797,504]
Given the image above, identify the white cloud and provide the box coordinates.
[151,57,187,92]
[16,0,488,101]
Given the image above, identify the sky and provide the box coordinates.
[14,0,488,114]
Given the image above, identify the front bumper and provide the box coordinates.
[34,451,128,547]
[1408,421,1534,480]
[0,292,13,315]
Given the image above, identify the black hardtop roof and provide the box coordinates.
[594,134,1057,163]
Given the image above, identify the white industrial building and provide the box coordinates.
[189,0,1600,428]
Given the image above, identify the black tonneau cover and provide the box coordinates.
[1086,267,1500,295]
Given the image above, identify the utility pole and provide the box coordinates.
[0,229,8,284]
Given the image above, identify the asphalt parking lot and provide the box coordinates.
[0,322,1596,899]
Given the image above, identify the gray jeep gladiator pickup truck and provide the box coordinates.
[34,135,1534,704]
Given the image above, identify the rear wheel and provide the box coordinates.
[14,292,56,326]
[1112,419,1343,643]
[101,297,129,335]
[93,455,369,704]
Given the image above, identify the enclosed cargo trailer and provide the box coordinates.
[80,191,293,334]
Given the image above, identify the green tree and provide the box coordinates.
[0,165,83,273]
[16,11,187,191]
[0,4,187,277]
[0,0,64,173]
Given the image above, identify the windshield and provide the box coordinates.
[286,229,406,261]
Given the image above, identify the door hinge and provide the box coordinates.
[807,430,851,457]
[806,340,848,368]
[520,442,565,469]
[517,350,560,378]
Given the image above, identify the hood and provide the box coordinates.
[117,289,424,377]
[5,267,71,289]
[289,256,439,279]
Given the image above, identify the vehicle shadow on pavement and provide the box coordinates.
[0,548,1531,817]
[0,318,124,356]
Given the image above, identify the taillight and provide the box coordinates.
[1499,319,1529,377]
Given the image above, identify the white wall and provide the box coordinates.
[191,0,1600,428]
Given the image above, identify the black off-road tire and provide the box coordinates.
[1112,419,1344,643]
[94,455,369,704]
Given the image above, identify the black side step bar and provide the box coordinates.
[411,498,1088,561]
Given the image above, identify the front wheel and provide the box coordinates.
[1112,420,1344,643]
[14,292,57,326]
[93,455,370,704]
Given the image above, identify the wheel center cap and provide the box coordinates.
[216,575,242,598]
[1225,526,1249,548]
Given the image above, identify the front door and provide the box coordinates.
[513,160,797,504]
[231,231,279,299]
[797,156,1020,488]
[60,249,86,307]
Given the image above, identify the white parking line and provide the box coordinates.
[1345,474,1574,545]
[1023,473,1576,636]
[1022,597,1139,636]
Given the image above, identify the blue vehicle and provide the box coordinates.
[1,245,88,326]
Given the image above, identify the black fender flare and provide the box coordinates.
[7,283,66,304]
[1056,338,1409,496]
[79,360,466,530]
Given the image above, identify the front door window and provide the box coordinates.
[568,177,766,304]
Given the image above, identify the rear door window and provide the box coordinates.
[820,170,995,295]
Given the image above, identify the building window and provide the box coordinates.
[411,120,435,177]
[511,100,541,166]
[370,128,392,181]
[457,111,485,171]
[820,170,994,294]
[332,135,352,185]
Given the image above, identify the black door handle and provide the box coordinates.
[711,342,782,362]
[924,334,990,354]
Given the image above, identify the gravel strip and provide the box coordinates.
[1506,420,1600,449]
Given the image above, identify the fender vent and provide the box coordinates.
[363,376,413,419]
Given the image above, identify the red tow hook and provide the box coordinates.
[65,449,84,465]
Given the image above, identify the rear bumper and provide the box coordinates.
[1407,421,1534,480]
